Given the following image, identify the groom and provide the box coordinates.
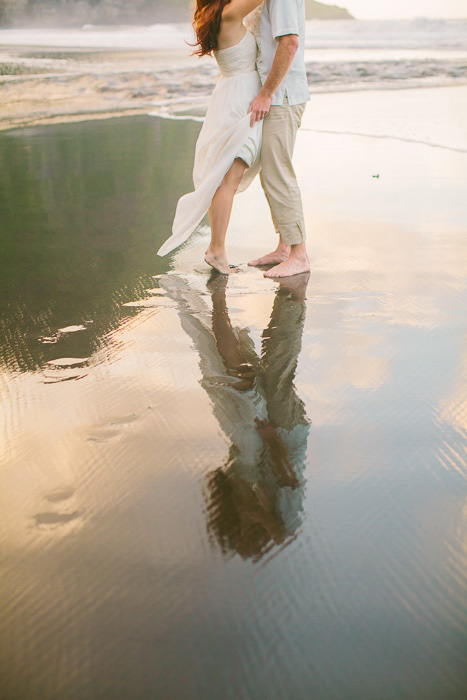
[248,0,310,278]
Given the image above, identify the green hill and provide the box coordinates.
[306,1,354,20]
[0,1,354,27]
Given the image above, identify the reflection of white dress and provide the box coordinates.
[157,30,262,257]
[160,273,310,539]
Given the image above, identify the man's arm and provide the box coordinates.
[248,34,299,127]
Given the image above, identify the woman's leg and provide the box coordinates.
[205,158,246,274]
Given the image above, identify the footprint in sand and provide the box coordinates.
[86,427,121,442]
[107,413,139,426]
[86,413,139,442]
[33,486,80,529]
[43,487,75,503]
[33,511,80,528]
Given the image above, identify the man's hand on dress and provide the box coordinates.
[248,89,272,127]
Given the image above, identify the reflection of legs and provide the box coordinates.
[251,274,310,487]
[262,274,310,430]
[255,418,299,488]
[206,277,296,486]
[207,275,255,391]
[205,158,246,275]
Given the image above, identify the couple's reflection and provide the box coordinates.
[160,271,311,562]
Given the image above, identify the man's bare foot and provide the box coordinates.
[248,245,290,267]
[205,248,238,275]
[264,254,310,278]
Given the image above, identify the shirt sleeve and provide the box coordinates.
[269,0,300,40]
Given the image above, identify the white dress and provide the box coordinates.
[157,30,263,257]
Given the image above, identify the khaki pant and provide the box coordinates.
[260,97,307,246]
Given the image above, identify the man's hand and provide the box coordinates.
[248,34,299,127]
[248,88,272,127]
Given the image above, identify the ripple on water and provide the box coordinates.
[39,322,91,345]
[41,358,89,383]
[122,298,177,308]
[57,325,87,334]
[46,357,90,367]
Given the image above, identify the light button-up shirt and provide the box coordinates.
[256,0,310,106]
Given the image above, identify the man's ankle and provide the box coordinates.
[290,244,308,260]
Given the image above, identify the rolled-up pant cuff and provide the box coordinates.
[275,220,306,246]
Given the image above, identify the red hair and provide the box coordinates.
[192,0,232,57]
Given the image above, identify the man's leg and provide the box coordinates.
[249,99,310,277]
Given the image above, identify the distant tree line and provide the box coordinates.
[0,1,352,27]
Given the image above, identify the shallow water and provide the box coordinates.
[0,101,466,699]
[1,18,466,51]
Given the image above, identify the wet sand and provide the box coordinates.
[0,46,215,131]
[0,87,466,698]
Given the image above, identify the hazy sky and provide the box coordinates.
[333,0,467,20]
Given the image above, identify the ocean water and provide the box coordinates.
[1,18,466,51]
[1,18,466,91]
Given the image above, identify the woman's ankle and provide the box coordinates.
[207,246,226,258]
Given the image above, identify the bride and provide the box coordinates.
[157,0,266,274]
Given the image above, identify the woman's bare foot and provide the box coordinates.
[205,248,238,275]
[248,244,290,267]
[264,253,310,278]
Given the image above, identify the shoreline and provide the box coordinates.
[2,71,466,133]
[1,41,466,132]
